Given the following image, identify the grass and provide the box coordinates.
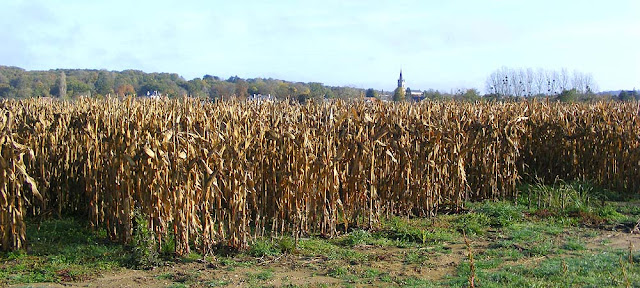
[206,279,232,287]
[448,250,640,287]
[0,217,130,285]
[247,268,274,281]
[2,181,639,287]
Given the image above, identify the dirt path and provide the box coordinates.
[8,243,470,288]
[9,229,639,287]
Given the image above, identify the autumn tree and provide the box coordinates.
[115,84,135,96]
[234,79,249,98]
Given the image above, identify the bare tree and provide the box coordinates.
[485,70,501,95]
[485,67,597,98]
[513,69,526,97]
[559,68,570,92]
[548,70,560,95]
[583,73,597,94]
[571,70,585,94]
[535,68,546,96]
[525,68,535,97]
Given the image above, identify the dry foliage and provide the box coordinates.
[0,98,638,253]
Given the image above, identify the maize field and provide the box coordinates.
[0,98,638,254]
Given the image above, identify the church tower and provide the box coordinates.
[397,70,405,90]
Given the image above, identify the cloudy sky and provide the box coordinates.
[1,0,638,92]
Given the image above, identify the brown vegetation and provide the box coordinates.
[0,98,638,254]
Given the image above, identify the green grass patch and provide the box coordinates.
[0,218,130,285]
[447,249,640,287]
[404,250,429,265]
[248,239,281,257]
[247,268,274,281]
[452,213,491,236]
[473,201,524,227]
[206,279,231,287]
[562,238,586,251]
[327,266,349,278]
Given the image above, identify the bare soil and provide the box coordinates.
[9,225,640,287]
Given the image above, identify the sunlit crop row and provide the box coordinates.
[1,98,637,253]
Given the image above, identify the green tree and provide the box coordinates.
[618,90,637,101]
[297,93,311,103]
[365,88,378,98]
[0,84,10,98]
[248,85,259,96]
[95,71,114,95]
[558,88,578,103]
[309,82,326,100]
[462,89,481,102]
[424,89,443,101]
[203,74,219,82]
[393,86,406,101]
[275,83,291,100]
[182,78,206,98]
[66,78,92,97]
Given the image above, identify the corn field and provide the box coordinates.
[0,98,638,253]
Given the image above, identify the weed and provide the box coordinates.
[277,236,296,254]
[157,273,174,280]
[520,180,599,212]
[342,229,372,246]
[453,213,490,236]
[129,209,161,268]
[475,201,523,227]
[384,217,425,243]
[328,266,348,278]
[464,233,476,288]
[597,205,626,223]
[247,269,274,281]
[361,268,380,278]
[248,239,280,257]
[404,250,428,265]
[563,238,586,251]
[0,218,129,285]
[378,272,393,282]
[401,276,438,287]
[182,252,202,263]
[205,280,231,287]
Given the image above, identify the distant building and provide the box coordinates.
[396,70,425,102]
[409,91,425,102]
[143,90,161,99]
[398,70,406,91]
[249,93,274,102]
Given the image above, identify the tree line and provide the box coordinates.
[0,66,364,101]
[1,65,634,102]
[484,67,640,102]
[485,67,598,98]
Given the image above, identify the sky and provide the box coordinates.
[1,0,638,92]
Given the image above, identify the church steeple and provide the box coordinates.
[397,69,405,90]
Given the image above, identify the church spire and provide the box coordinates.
[397,69,405,90]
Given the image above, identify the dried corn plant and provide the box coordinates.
[0,97,638,253]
